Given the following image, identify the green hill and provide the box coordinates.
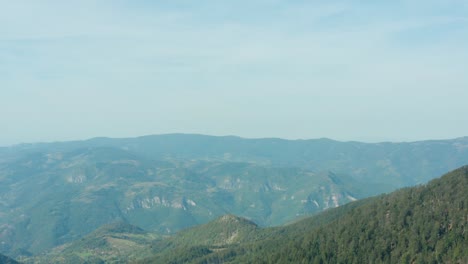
[28,221,157,264]
[141,165,468,263]
[162,214,259,247]
[140,215,261,264]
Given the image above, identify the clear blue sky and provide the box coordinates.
[1,0,468,145]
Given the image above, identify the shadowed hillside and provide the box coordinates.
[0,253,18,264]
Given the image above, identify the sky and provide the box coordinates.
[1,0,468,145]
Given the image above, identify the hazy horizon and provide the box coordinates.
[2,1,467,146]
[2,132,468,148]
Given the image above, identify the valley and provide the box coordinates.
[0,134,467,262]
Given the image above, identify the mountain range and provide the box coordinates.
[1,134,467,259]
[28,165,468,263]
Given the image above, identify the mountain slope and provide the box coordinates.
[241,165,468,264]
[29,221,157,264]
[1,134,468,257]
[142,165,468,264]
[0,147,361,256]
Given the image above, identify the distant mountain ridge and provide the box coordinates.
[1,134,468,258]
[3,134,468,186]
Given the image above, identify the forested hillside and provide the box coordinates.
[140,166,468,263]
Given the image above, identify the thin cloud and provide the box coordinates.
[0,1,467,145]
